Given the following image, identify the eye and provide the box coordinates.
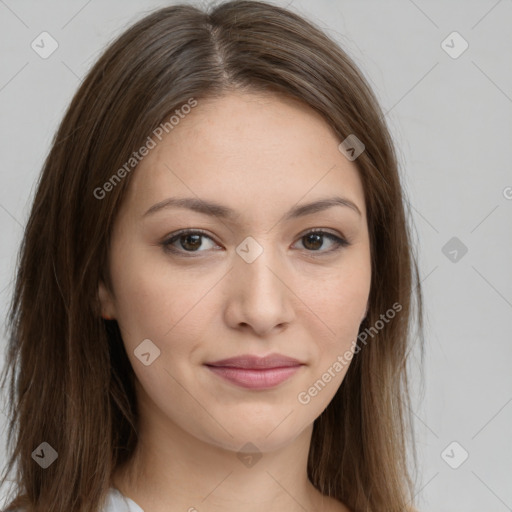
[162,229,219,255]
[161,228,350,257]
[293,229,350,254]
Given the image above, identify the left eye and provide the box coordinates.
[162,229,350,256]
[295,230,350,253]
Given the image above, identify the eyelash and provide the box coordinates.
[161,228,350,257]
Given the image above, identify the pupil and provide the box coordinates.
[182,234,201,251]
[304,233,322,250]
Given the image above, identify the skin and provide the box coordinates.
[99,91,371,512]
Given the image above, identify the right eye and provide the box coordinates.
[161,229,222,256]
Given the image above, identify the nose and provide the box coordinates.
[223,241,295,337]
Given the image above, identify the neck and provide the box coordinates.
[111,388,339,512]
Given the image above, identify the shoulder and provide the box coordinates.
[325,497,352,512]
[103,487,144,512]
[2,489,138,512]
[329,500,419,512]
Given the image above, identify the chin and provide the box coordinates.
[200,418,311,454]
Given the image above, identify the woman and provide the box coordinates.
[0,1,424,511]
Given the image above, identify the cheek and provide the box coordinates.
[110,270,166,343]
[109,247,219,356]
[108,241,170,344]
[307,266,370,330]
[295,272,369,412]
[303,263,370,373]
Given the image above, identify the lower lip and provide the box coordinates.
[205,365,302,389]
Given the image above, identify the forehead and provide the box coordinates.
[121,91,366,222]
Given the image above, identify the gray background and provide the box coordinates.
[1,1,511,510]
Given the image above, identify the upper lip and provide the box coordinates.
[205,353,304,369]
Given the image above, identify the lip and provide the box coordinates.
[206,353,303,369]
[204,353,304,390]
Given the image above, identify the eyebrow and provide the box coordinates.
[143,195,362,220]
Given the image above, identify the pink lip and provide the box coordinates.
[204,353,304,390]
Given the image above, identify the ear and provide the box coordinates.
[98,280,117,320]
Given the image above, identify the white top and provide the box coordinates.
[10,487,144,512]
[102,488,144,512]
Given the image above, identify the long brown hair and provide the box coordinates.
[0,1,424,510]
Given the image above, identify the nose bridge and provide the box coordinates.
[235,235,283,298]
[227,234,294,333]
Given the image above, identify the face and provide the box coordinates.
[98,91,371,454]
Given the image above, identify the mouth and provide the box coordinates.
[204,353,305,390]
